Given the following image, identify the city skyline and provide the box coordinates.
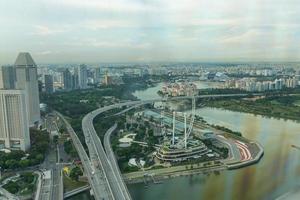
[1,0,300,64]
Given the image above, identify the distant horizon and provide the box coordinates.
[2,54,300,66]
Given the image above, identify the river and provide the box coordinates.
[70,81,300,200]
[129,81,300,200]
[132,81,221,101]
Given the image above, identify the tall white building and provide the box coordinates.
[78,64,88,89]
[0,90,30,151]
[14,52,40,126]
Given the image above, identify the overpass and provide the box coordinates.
[81,93,260,199]
[56,93,261,200]
[103,124,133,199]
[82,106,133,200]
[56,112,114,200]
[63,185,90,199]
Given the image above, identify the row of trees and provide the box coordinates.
[3,172,36,194]
[0,129,50,170]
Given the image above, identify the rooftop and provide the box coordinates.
[14,52,36,67]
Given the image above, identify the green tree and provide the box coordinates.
[19,159,30,168]
[5,159,19,169]
[69,166,83,181]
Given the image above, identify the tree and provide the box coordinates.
[5,159,19,169]
[35,154,44,162]
[21,172,34,183]
[3,181,19,194]
[69,166,83,181]
[19,159,30,168]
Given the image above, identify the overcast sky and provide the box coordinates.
[0,0,300,64]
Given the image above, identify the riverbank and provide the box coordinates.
[128,106,300,200]
[123,132,263,184]
[205,96,300,122]
[124,162,227,184]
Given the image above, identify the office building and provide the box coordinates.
[0,66,16,89]
[62,69,73,90]
[0,90,30,151]
[94,67,102,83]
[44,74,54,93]
[78,64,88,89]
[14,52,40,126]
[104,71,112,85]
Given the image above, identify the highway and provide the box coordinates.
[39,114,64,200]
[38,170,52,200]
[103,124,132,199]
[56,112,114,200]
[56,93,261,200]
[82,109,132,200]
[51,164,63,200]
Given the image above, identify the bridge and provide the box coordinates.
[63,185,91,199]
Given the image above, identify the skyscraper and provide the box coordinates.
[44,74,54,93]
[62,69,73,90]
[14,52,40,126]
[94,67,102,84]
[72,66,79,90]
[0,66,16,89]
[78,64,88,89]
[0,90,30,151]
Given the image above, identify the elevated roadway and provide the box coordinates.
[56,93,261,200]
[56,112,113,200]
[103,124,132,199]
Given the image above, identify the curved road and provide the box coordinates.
[103,123,133,199]
[69,93,262,200]
[56,112,114,200]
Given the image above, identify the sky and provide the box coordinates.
[0,0,300,64]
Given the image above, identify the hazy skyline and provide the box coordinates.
[1,0,300,64]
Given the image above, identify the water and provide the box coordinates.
[129,83,300,200]
[132,81,221,100]
[66,191,94,200]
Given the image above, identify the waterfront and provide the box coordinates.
[132,81,221,100]
[71,82,300,200]
[129,83,300,200]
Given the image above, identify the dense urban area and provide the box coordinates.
[1,52,300,200]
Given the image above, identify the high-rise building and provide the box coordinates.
[14,52,40,126]
[78,64,88,89]
[0,90,30,151]
[62,69,73,90]
[72,67,79,90]
[44,74,54,93]
[94,67,102,84]
[0,66,16,89]
[104,71,112,85]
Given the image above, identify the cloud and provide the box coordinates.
[36,50,52,55]
[1,0,300,62]
[64,38,152,49]
[31,25,67,36]
[83,19,136,30]
[220,30,266,44]
[48,0,156,13]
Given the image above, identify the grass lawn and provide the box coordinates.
[63,173,87,192]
